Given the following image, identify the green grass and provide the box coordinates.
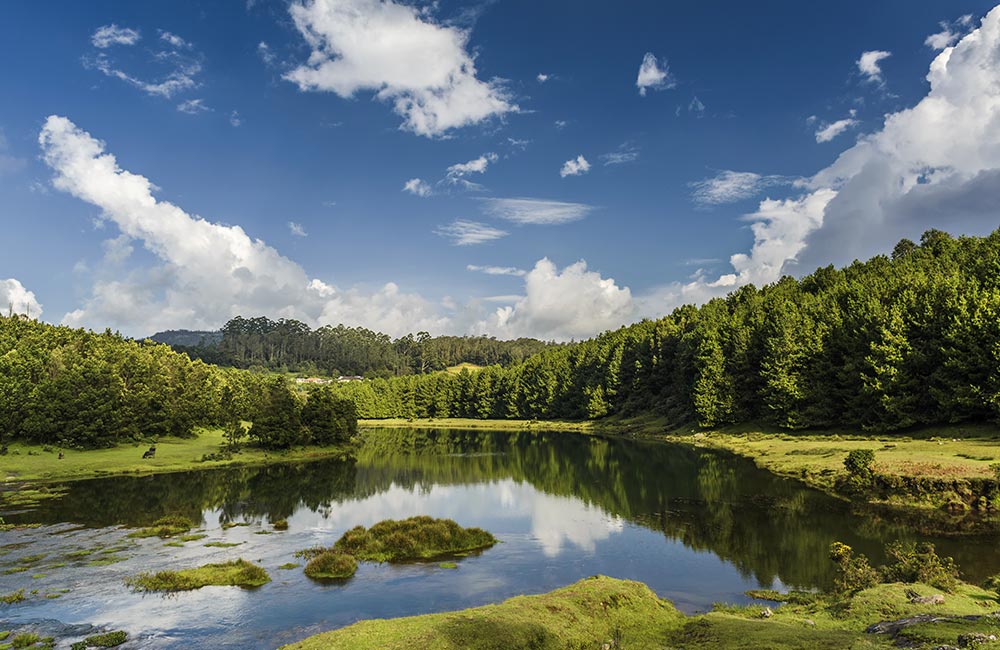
[332,516,497,563]
[303,551,357,580]
[0,590,25,604]
[204,542,242,548]
[178,534,207,542]
[125,559,270,592]
[281,575,684,650]
[438,562,458,569]
[0,427,352,484]
[126,515,193,539]
[78,631,127,648]
[272,519,289,531]
[86,555,126,567]
[277,563,301,570]
[282,574,1000,650]
[444,363,483,374]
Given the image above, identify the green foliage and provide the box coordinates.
[79,631,127,648]
[247,377,304,449]
[272,519,289,531]
[324,229,1000,433]
[880,541,960,592]
[126,515,193,539]
[844,450,875,478]
[829,542,879,594]
[332,516,496,563]
[0,590,25,604]
[301,387,357,445]
[125,559,270,592]
[11,633,40,649]
[982,574,1000,595]
[303,551,357,580]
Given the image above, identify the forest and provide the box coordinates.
[331,229,1000,432]
[158,318,556,377]
[0,317,355,449]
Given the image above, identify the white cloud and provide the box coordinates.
[229,111,242,127]
[0,279,42,318]
[554,120,568,129]
[689,96,705,115]
[636,52,674,96]
[857,50,891,83]
[814,116,858,143]
[648,8,1000,320]
[689,170,794,206]
[466,264,526,277]
[284,0,517,137]
[488,259,633,341]
[91,25,140,49]
[536,73,549,83]
[481,197,594,225]
[257,41,276,66]
[446,152,497,185]
[559,154,590,178]
[600,143,639,166]
[87,36,202,99]
[102,234,133,265]
[289,222,308,237]
[177,98,210,114]
[925,15,974,50]
[38,115,450,337]
[159,31,190,49]
[435,220,508,245]
[403,178,433,197]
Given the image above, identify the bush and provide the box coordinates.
[829,542,879,594]
[844,449,875,478]
[304,551,357,580]
[272,519,289,531]
[881,541,960,592]
[982,574,1000,595]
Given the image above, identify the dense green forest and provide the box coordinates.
[0,317,355,449]
[333,229,1000,432]
[156,317,556,377]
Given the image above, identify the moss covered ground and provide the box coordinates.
[333,516,497,562]
[125,558,270,592]
[283,575,1000,650]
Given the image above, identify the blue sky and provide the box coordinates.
[2,0,1000,339]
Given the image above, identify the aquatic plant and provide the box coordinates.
[304,552,357,580]
[125,559,270,592]
[126,515,193,539]
[332,516,496,563]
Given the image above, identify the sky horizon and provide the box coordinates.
[2,0,1000,341]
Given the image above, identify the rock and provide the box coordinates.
[958,632,998,648]
[804,619,816,627]
[911,594,946,605]
[760,607,773,618]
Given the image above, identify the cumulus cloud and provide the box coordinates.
[489,259,633,340]
[857,50,891,83]
[689,170,794,206]
[658,8,1000,317]
[284,0,517,137]
[815,112,858,142]
[435,219,508,245]
[481,197,594,225]
[559,154,590,178]
[91,25,140,49]
[403,178,433,197]
[536,73,549,83]
[38,115,449,337]
[466,264,526,277]
[636,52,674,96]
[0,279,42,318]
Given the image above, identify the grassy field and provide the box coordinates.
[0,427,352,484]
[444,362,483,374]
[281,574,1000,650]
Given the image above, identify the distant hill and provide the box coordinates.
[149,329,223,347]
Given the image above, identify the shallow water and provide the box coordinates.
[1,428,998,648]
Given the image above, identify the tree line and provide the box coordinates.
[333,229,1000,432]
[0,317,354,449]
[158,317,556,377]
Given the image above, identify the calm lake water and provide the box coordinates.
[2,428,999,648]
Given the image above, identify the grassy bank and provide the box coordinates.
[0,427,353,485]
[281,574,1000,649]
[362,416,1000,513]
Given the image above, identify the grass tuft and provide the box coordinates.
[333,516,496,563]
[126,515,193,539]
[304,552,357,580]
[125,558,270,592]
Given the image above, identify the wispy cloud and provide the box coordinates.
[91,24,140,49]
[925,14,974,50]
[446,152,498,187]
[481,198,594,225]
[815,111,858,143]
[858,50,891,84]
[636,52,675,96]
[466,264,526,277]
[177,98,211,114]
[601,143,639,166]
[689,170,795,206]
[289,222,308,237]
[435,220,508,245]
[403,178,433,197]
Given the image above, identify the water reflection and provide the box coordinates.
[4,427,1000,648]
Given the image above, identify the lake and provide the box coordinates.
[2,428,998,648]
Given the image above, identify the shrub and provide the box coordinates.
[829,542,879,594]
[844,449,875,478]
[881,541,960,592]
[272,519,289,531]
[982,574,1000,595]
[304,551,357,580]
[332,516,497,563]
